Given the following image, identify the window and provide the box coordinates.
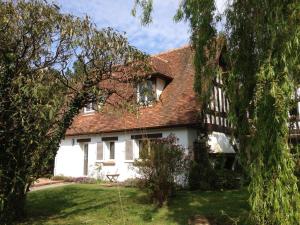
[96,142,103,161]
[84,102,95,113]
[125,140,134,161]
[139,139,152,158]
[137,79,156,105]
[109,142,115,160]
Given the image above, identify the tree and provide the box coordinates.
[0,0,148,223]
[132,0,300,224]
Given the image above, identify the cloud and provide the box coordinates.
[54,0,189,54]
[54,0,227,54]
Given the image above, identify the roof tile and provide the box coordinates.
[66,46,201,136]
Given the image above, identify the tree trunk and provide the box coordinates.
[0,174,27,224]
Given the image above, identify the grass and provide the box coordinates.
[18,184,249,225]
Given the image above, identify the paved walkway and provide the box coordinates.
[30,182,72,191]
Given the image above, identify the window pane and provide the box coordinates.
[109,142,115,159]
[84,102,94,112]
[137,79,155,105]
[125,140,133,160]
[97,142,103,160]
[139,139,151,158]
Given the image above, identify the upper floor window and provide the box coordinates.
[136,77,167,106]
[137,79,156,105]
[83,102,95,113]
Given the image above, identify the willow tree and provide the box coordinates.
[133,0,300,224]
[0,0,147,223]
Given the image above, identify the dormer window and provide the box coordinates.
[137,76,168,106]
[84,102,95,113]
[137,79,156,105]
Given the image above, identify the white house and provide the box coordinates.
[53,46,242,181]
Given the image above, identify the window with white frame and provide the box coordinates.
[108,142,115,160]
[138,139,152,158]
[125,140,134,161]
[137,79,156,105]
[83,102,95,113]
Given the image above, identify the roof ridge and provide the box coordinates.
[152,55,169,63]
[151,44,191,57]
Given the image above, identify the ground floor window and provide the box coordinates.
[109,142,115,160]
[139,139,154,158]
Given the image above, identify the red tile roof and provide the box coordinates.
[66,46,201,136]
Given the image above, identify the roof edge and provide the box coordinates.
[151,44,192,57]
[65,123,199,137]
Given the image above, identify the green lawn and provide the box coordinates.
[18,184,249,225]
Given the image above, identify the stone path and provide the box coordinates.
[30,182,72,191]
[32,178,63,187]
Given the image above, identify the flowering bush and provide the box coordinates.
[52,175,98,184]
[133,134,186,207]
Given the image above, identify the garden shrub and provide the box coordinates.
[214,169,242,190]
[65,177,98,184]
[189,140,242,191]
[51,175,71,181]
[188,139,215,190]
[121,178,140,187]
[52,176,99,184]
[188,161,215,190]
[133,134,186,207]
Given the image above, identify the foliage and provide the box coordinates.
[188,139,214,190]
[226,2,300,224]
[188,140,242,191]
[131,0,153,25]
[121,178,141,187]
[0,0,148,223]
[64,177,98,184]
[133,135,186,207]
[51,175,71,181]
[51,176,99,184]
[292,144,300,187]
[214,169,241,190]
[21,184,249,225]
[132,0,300,224]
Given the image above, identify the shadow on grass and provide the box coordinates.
[23,185,118,224]
[21,184,249,225]
[127,186,249,225]
[165,189,249,225]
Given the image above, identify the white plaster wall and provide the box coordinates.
[55,128,191,181]
[55,128,235,181]
[54,139,84,177]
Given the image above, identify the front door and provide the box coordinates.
[83,144,88,176]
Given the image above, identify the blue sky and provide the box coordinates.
[54,0,226,55]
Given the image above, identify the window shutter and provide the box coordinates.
[125,140,134,160]
[97,142,103,160]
